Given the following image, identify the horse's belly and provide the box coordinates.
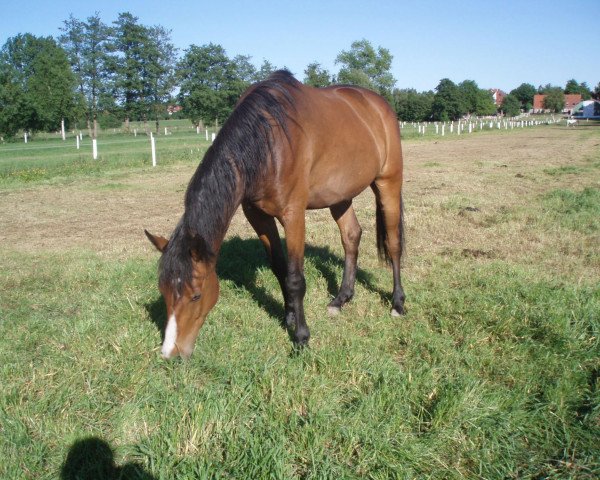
[306,176,370,209]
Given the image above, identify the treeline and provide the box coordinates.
[395,79,597,123]
[1,11,598,139]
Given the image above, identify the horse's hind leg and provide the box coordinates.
[372,180,406,316]
[328,201,362,315]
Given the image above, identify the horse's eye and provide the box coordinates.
[191,294,202,302]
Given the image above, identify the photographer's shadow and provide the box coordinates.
[61,437,156,480]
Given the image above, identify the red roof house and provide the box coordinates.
[533,94,582,113]
[489,89,506,107]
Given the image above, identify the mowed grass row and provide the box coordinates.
[0,116,562,186]
[0,130,212,185]
[0,127,599,478]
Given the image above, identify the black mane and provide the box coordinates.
[159,70,300,291]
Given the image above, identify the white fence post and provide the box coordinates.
[211,132,216,143]
[151,132,156,167]
[205,128,209,141]
[92,138,98,159]
[76,136,80,150]
[61,119,66,141]
[24,132,28,143]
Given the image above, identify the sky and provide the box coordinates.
[1,0,598,93]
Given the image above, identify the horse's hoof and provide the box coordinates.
[327,305,341,316]
[391,308,404,317]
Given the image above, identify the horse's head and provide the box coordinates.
[145,230,219,359]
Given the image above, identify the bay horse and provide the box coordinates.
[145,70,405,359]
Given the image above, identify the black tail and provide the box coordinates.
[375,194,405,265]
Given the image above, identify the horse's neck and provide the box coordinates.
[184,150,245,256]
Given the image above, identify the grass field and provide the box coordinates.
[0,124,599,479]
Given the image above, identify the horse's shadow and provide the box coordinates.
[145,236,389,335]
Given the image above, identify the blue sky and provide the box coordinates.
[1,0,598,92]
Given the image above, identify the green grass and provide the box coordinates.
[1,126,599,479]
[542,187,600,233]
[0,116,562,187]
[1,245,598,479]
[0,129,212,186]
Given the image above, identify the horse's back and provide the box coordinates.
[291,84,402,208]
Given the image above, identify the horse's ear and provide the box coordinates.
[145,230,169,253]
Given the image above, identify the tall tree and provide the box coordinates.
[303,62,333,87]
[458,80,495,116]
[144,25,177,134]
[0,34,77,137]
[510,83,536,111]
[177,43,238,127]
[431,78,466,121]
[564,79,592,100]
[500,93,521,117]
[112,12,147,131]
[543,87,565,112]
[335,39,396,101]
[231,55,257,85]
[254,59,276,82]
[393,88,434,122]
[61,13,114,139]
[0,39,32,137]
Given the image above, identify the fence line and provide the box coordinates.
[1,115,566,165]
[398,115,559,137]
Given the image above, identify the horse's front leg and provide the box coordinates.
[280,210,310,347]
[242,203,287,300]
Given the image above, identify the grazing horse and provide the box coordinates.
[145,70,405,359]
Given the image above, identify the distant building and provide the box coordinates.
[167,105,183,115]
[571,100,600,119]
[532,94,582,114]
[489,88,506,107]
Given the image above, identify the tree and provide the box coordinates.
[393,89,434,122]
[254,59,276,82]
[60,13,114,139]
[500,93,521,117]
[231,55,257,86]
[543,87,565,112]
[475,89,497,116]
[0,48,30,137]
[431,78,466,121]
[458,80,496,116]
[58,16,88,129]
[0,34,77,138]
[177,43,238,127]
[144,25,177,134]
[303,62,332,87]
[112,12,147,131]
[510,83,536,111]
[335,39,396,101]
[594,82,600,100]
[564,79,592,100]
